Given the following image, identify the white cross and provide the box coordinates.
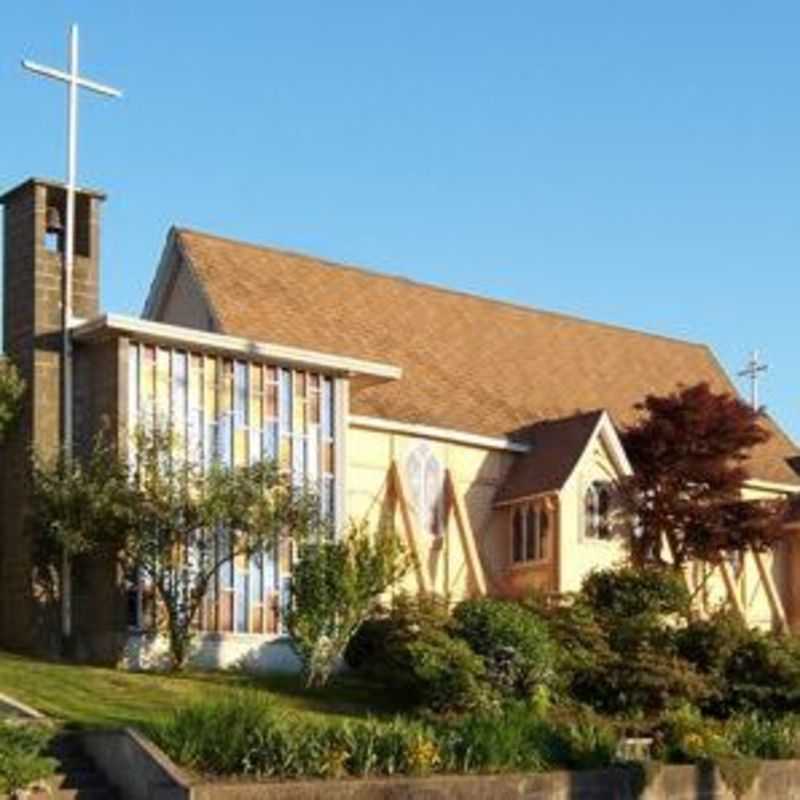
[738,349,768,411]
[22,24,122,640]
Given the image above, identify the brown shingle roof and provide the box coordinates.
[171,228,800,486]
[494,411,605,504]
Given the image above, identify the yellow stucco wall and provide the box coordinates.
[558,435,628,593]
[345,422,514,603]
[346,418,794,631]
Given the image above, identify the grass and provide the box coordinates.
[0,649,406,730]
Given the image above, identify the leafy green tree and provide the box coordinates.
[287,521,408,688]
[618,382,788,570]
[0,358,25,445]
[33,424,324,669]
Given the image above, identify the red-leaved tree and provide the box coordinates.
[618,382,788,570]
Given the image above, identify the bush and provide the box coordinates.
[678,615,800,718]
[346,594,490,712]
[723,633,800,716]
[149,693,618,778]
[439,704,617,773]
[581,566,690,621]
[345,593,450,678]
[405,628,491,712]
[655,704,734,763]
[287,522,408,688]
[0,723,56,795]
[532,568,705,716]
[727,714,800,760]
[452,598,556,699]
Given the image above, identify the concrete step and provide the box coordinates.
[29,790,116,800]
[48,769,110,789]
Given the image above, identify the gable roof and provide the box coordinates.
[147,228,800,487]
[495,411,623,505]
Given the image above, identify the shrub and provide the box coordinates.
[346,594,489,712]
[655,704,734,763]
[345,593,450,678]
[149,693,618,779]
[405,628,491,712]
[726,714,800,760]
[0,723,56,795]
[678,614,800,718]
[452,598,556,698]
[287,522,408,687]
[581,566,690,622]
[722,633,800,716]
[533,569,705,716]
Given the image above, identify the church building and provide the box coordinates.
[1,177,799,671]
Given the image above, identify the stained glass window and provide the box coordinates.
[406,443,443,537]
[126,342,338,636]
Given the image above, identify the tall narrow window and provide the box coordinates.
[406,443,443,537]
[585,480,613,540]
[538,508,550,561]
[510,502,551,563]
[512,508,524,563]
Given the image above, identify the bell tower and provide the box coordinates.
[0,177,104,652]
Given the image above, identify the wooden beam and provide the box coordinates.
[389,460,431,595]
[445,469,488,596]
[718,559,746,622]
[752,548,789,634]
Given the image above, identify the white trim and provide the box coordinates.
[495,489,557,509]
[71,314,402,382]
[593,412,634,478]
[744,479,800,496]
[348,414,530,453]
[142,229,179,319]
[333,377,348,532]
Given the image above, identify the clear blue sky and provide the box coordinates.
[2,2,798,443]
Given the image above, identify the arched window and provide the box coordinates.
[407,442,444,537]
[585,480,613,540]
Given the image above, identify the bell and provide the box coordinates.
[45,206,63,234]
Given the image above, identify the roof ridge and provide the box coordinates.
[174,226,711,351]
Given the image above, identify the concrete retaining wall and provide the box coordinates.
[189,762,798,800]
[81,729,800,800]
[81,728,192,800]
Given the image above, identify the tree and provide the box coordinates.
[287,521,408,688]
[0,358,25,445]
[33,424,325,669]
[618,382,788,571]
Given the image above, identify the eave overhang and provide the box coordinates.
[71,313,402,388]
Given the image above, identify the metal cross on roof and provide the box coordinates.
[21,23,122,448]
[22,24,122,641]
[738,349,769,411]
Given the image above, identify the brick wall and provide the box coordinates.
[0,179,103,655]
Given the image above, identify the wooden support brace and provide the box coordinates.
[445,469,488,596]
[389,460,431,595]
[752,548,789,634]
[718,559,746,622]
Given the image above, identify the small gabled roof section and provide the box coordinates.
[494,410,631,507]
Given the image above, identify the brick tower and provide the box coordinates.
[0,178,104,653]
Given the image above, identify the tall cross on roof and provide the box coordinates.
[22,24,122,641]
[738,349,769,411]
[22,24,122,448]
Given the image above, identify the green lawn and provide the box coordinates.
[0,650,402,729]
